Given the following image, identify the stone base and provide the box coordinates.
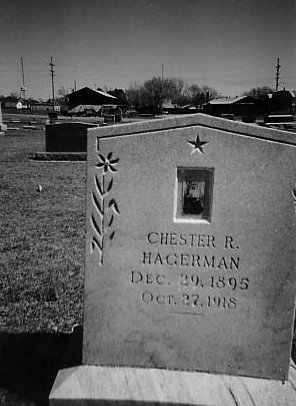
[49,362,296,405]
[29,152,86,161]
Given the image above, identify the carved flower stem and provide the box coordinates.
[92,152,119,265]
[101,172,105,265]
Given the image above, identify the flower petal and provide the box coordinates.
[98,154,106,163]
[109,165,117,173]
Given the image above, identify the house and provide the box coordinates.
[179,104,200,113]
[67,87,119,112]
[163,102,200,115]
[203,96,258,118]
[268,90,295,115]
[16,99,30,110]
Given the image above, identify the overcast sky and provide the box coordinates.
[0,0,295,99]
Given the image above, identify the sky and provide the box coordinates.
[0,0,295,100]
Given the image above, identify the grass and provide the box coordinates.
[1,114,296,337]
[0,117,85,333]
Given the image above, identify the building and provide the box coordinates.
[203,96,258,118]
[16,99,30,110]
[268,90,295,115]
[31,102,61,113]
[67,87,119,112]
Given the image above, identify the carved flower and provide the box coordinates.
[96,152,119,173]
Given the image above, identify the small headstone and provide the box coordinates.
[48,111,58,123]
[45,122,98,152]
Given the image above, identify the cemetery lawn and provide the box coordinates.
[0,121,85,333]
[1,115,296,353]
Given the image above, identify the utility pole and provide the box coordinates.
[49,57,55,110]
[20,57,26,100]
[275,58,281,91]
[160,64,164,115]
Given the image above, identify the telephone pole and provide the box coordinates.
[49,57,55,110]
[20,57,26,99]
[275,58,281,91]
[160,63,164,115]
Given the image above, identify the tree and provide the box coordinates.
[125,82,151,109]
[200,85,219,101]
[164,78,189,106]
[143,77,163,111]
[143,77,192,109]
[185,85,218,108]
[243,86,273,101]
[126,77,190,111]
[107,88,127,105]
[57,86,68,98]
[56,86,69,107]
[6,92,19,101]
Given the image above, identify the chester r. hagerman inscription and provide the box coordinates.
[130,231,247,314]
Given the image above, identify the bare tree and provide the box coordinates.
[243,86,273,100]
[57,86,68,97]
[125,77,219,111]
[185,85,218,107]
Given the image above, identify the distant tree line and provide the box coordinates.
[0,82,283,114]
[108,82,277,114]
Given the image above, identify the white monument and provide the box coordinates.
[0,103,7,134]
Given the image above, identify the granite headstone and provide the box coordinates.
[45,122,98,152]
[82,114,296,381]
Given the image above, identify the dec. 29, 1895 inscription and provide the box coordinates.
[84,115,296,381]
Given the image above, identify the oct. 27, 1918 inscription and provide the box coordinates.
[84,114,296,381]
[131,232,244,313]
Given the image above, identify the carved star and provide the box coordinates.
[188,134,209,154]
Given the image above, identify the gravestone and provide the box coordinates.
[0,102,7,134]
[45,122,98,152]
[50,114,296,405]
